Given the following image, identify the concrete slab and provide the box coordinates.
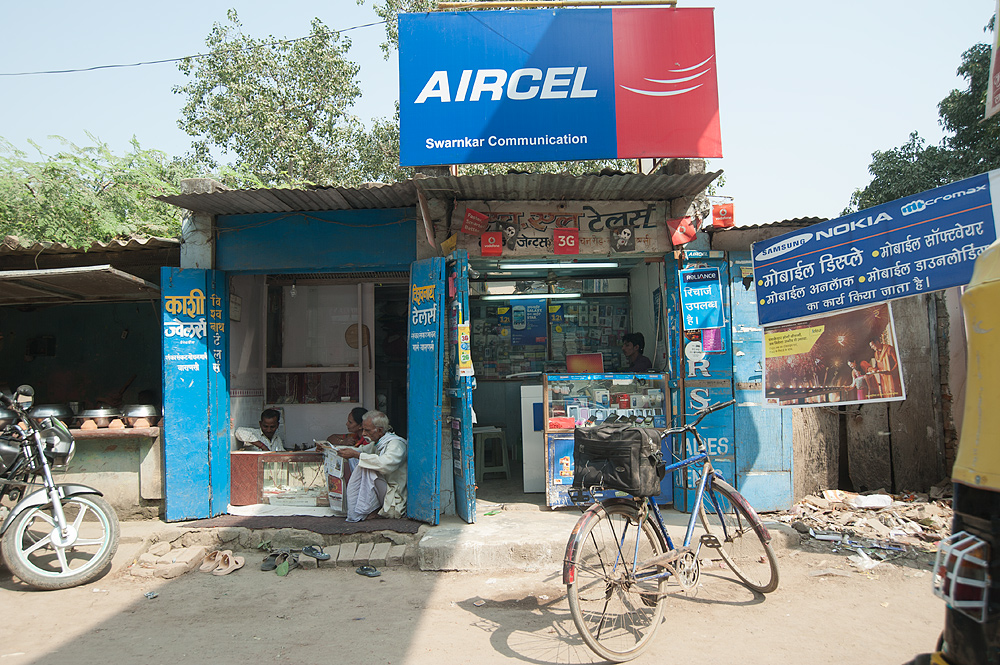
[354,542,375,565]
[370,542,391,567]
[337,542,357,567]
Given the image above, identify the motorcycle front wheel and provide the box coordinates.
[1,494,120,589]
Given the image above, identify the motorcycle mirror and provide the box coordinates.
[15,385,34,408]
[16,385,34,397]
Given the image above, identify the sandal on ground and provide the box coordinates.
[275,552,299,576]
[302,545,330,561]
[212,551,246,576]
[356,565,381,578]
[199,550,225,573]
[260,548,289,571]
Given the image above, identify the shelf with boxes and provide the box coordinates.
[542,373,669,432]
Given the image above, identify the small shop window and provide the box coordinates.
[469,278,631,379]
[264,282,363,404]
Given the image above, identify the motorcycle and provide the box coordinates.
[0,385,119,589]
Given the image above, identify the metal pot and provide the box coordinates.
[77,407,122,428]
[122,404,159,427]
[29,404,74,422]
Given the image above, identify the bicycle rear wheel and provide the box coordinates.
[566,502,666,662]
[699,478,779,593]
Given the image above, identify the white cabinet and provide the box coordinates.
[520,385,544,492]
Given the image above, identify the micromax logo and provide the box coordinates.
[754,233,812,262]
[901,200,926,216]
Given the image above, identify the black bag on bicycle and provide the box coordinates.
[572,424,666,497]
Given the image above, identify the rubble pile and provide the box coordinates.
[774,487,953,568]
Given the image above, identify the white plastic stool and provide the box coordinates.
[474,429,510,482]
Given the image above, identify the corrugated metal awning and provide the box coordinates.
[155,171,723,216]
[0,265,160,306]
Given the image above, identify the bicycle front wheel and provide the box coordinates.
[566,502,666,662]
[699,478,779,593]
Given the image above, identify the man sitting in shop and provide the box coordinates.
[622,332,653,372]
[337,410,407,522]
[235,408,285,451]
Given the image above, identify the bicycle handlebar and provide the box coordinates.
[662,398,736,437]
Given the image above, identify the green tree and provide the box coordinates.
[174,10,365,186]
[848,39,1000,212]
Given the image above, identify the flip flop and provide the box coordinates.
[199,550,224,573]
[356,565,381,578]
[212,551,246,576]
[260,550,283,571]
[302,545,330,561]
[276,552,299,577]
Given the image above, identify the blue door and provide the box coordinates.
[407,258,445,524]
[161,268,230,521]
[729,253,793,511]
[447,251,476,523]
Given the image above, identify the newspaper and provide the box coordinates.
[317,440,348,516]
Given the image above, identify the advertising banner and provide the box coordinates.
[752,170,1000,325]
[398,8,721,166]
[763,303,904,408]
[679,267,724,329]
[511,298,547,345]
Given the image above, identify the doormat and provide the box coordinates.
[185,514,422,535]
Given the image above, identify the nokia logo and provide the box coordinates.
[900,183,987,216]
[414,67,598,104]
[815,212,893,240]
[754,233,812,262]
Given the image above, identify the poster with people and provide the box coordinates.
[763,303,905,407]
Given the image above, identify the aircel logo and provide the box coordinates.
[414,67,598,103]
[901,183,987,216]
[754,233,812,262]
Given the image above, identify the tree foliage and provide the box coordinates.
[175,10,366,186]
[848,39,1000,213]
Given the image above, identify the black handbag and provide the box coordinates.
[572,423,666,497]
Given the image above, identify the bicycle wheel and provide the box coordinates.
[566,502,666,662]
[699,478,779,593]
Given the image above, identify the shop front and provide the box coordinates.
[156,169,795,524]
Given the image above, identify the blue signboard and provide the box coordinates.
[398,9,721,166]
[679,268,724,329]
[752,170,1000,325]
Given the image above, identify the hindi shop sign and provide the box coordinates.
[679,268,724,330]
[455,201,667,257]
[398,8,721,167]
[751,170,1000,325]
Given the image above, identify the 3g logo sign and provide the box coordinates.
[553,228,579,255]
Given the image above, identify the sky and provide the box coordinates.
[0,1,993,226]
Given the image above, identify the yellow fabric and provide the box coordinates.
[954,240,1000,491]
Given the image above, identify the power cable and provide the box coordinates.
[0,20,386,77]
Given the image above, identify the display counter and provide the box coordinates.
[542,373,670,507]
[230,450,325,506]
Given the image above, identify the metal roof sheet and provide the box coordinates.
[155,171,723,215]
[0,265,160,306]
[0,235,180,256]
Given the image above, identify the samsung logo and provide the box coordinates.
[754,233,812,261]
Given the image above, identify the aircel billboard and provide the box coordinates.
[398,9,721,167]
[751,170,1000,325]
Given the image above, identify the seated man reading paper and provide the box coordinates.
[336,410,407,522]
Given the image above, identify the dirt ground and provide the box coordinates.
[1,537,942,665]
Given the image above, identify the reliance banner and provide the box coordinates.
[398,9,721,167]
[751,170,1000,325]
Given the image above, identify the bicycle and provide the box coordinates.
[563,399,779,662]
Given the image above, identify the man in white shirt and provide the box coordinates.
[235,409,284,451]
[338,410,407,522]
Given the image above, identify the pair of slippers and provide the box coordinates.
[199,550,245,575]
[260,546,330,575]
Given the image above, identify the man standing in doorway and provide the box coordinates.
[622,332,653,372]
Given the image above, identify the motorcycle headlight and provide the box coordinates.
[40,416,75,468]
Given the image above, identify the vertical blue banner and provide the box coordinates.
[161,268,211,521]
[511,298,547,345]
[679,267,724,329]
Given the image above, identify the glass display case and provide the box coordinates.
[541,373,670,507]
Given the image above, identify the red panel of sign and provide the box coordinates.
[553,228,579,255]
[481,232,503,256]
[461,208,490,235]
[667,216,698,246]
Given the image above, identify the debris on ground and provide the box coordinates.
[773,488,952,567]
